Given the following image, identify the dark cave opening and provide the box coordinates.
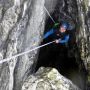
[35,18,87,90]
[35,39,87,89]
[35,0,87,89]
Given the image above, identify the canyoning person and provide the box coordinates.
[44,21,74,45]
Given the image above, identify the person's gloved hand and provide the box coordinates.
[55,39,61,43]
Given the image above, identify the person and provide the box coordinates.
[44,21,73,45]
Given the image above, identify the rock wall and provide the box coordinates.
[76,0,90,84]
[0,0,46,90]
[0,0,57,90]
[0,0,89,90]
[21,67,80,90]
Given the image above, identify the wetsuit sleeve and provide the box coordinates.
[43,29,54,39]
[59,35,69,44]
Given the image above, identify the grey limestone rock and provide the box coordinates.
[21,67,80,90]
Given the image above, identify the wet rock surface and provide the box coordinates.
[0,0,90,90]
[0,0,46,90]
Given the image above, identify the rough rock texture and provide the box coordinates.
[0,0,89,90]
[76,0,90,83]
[22,67,80,90]
[0,0,57,90]
[0,0,46,90]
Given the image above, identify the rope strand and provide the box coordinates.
[44,6,55,23]
[0,40,56,64]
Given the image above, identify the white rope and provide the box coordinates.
[44,6,55,23]
[0,6,58,64]
[0,40,56,64]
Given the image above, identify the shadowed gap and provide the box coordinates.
[35,0,87,89]
[35,15,87,90]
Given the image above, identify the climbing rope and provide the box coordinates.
[0,40,56,64]
[44,6,55,23]
[0,6,56,64]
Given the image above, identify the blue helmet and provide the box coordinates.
[61,22,69,30]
